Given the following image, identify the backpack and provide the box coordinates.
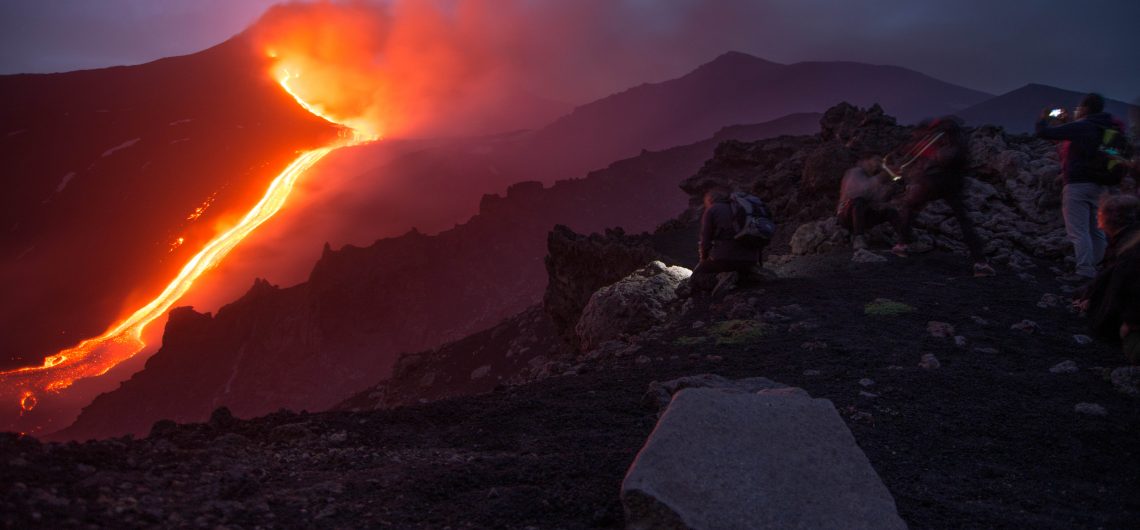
[729,192,776,248]
[1093,125,1134,186]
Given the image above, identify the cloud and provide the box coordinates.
[1,0,1136,106]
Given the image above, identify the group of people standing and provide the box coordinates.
[695,92,1139,360]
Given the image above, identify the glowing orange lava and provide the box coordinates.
[0,65,373,415]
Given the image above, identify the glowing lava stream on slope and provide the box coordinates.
[0,69,373,415]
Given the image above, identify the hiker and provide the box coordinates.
[836,155,900,250]
[1083,194,1140,362]
[1036,93,1129,280]
[887,117,995,276]
[693,187,766,294]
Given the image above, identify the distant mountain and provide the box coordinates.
[514,51,992,180]
[957,83,1135,133]
[0,37,338,371]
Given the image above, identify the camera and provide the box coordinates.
[1049,108,1064,118]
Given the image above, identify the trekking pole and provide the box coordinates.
[882,132,944,180]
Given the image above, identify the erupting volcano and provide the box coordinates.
[0,0,582,435]
[0,39,380,432]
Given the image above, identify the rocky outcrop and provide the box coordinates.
[680,103,911,227]
[682,103,1083,268]
[575,262,691,352]
[543,226,661,349]
[790,217,850,255]
[622,387,906,530]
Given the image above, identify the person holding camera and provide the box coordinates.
[1036,93,1126,280]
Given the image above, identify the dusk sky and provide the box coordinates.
[0,0,1137,103]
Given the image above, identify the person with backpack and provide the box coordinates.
[836,155,900,250]
[887,117,996,277]
[693,186,772,294]
[1036,93,1132,280]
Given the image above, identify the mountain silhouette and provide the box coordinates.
[957,83,1135,133]
[514,51,992,180]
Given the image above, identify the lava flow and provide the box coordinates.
[0,65,373,418]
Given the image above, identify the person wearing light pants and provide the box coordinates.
[1063,182,1108,278]
[1036,93,1125,279]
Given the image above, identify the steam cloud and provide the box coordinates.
[245,0,784,139]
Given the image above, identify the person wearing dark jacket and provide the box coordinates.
[695,187,761,275]
[889,117,995,276]
[1085,194,1140,362]
[1036,93,1123,279]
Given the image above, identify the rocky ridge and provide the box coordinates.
[679,102,1136,272]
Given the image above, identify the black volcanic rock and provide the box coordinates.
[0,36,338,369]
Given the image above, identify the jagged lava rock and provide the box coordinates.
[575,261,691,352]
[791,217,849,255]
[543,225,660,349]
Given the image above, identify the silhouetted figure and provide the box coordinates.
[1036,93,1126,279]
[693,187,764,295]
[887,117,994,276]
[836,155,899,250]
[1084,194,1140,362]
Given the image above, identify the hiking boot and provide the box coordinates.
[972,262,996,277]
[890,243,908,257]
[852,235,869,251]
[712,272,739,299]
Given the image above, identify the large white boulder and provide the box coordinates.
[622,387,906,530]
[575,261,691,352]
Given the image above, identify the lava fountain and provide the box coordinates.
[0,54,378,429]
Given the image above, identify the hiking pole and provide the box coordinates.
[882,132,944,180]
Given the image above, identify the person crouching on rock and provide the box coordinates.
[1083,194,1140,363]
[693,186,764,295]
[836,154,900,250]
[887,117,996,277]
